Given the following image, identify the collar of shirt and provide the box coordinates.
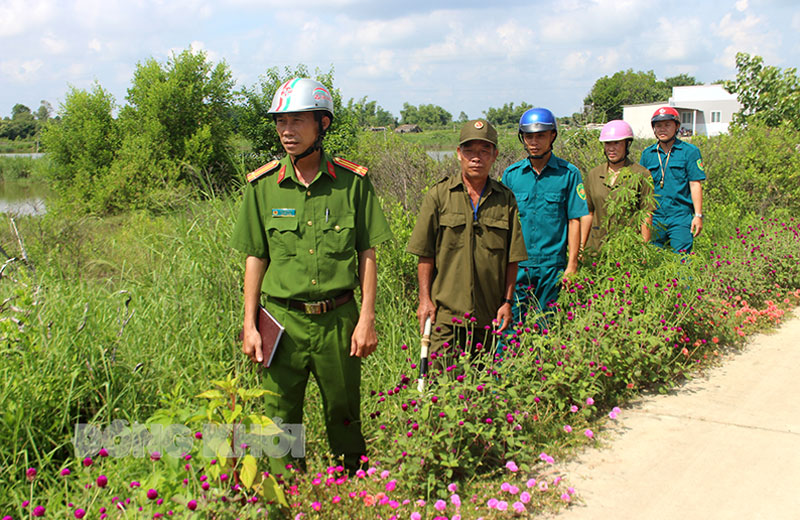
[520,153,561,176]
[276,152,338,186]
[446,172,496,197]
[652,138,686,156]
[600,157,633,179]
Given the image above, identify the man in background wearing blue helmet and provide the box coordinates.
[501,108,588,334]
[231,78,392,475]
[639,106,705,254]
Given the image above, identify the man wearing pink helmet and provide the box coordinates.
[580,120,654,254]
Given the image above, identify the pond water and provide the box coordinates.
[0,180,48,216]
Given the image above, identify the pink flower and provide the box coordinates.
[505,460,519,472]
[434,499,446,511]
[74,509,86,519]
[380,470,390,479]
[564,424,573,433]
[487,498,498,508]
[561,493,572,502]
[150,451,161,461]
[99,448,109,457]
[26,467,37,481]
[609,411,618,419]
[538,481,549,491]
[569,405,578,413]
[97,475,108,488]
[584,429,594,439]
[586,397,595,406]
[187,500,197,511]
[411,514,421,520]
[526,478,537,488]
[447,483,458,493]
[513,501,526,513]
[147,489,158,500]
[60,468,71,476]
[130,481,140,488]
[82,457,93,467]
[311,502,320,511]
[520,491,531,503]
[385,479,397,492]
[32,506,46,517]
[450,494,461,507]
[497,500,508,511]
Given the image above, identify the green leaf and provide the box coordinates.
[240,455,258,489]
[196,389,225,400]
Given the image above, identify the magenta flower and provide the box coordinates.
[520,491,531,504]
[487,498,498,509]
[526,478,537,488]
[497,500,508,511]
[220,473,229,482]
[569,405,578,413]
[82,457,93,467]
[32,506,46,517]
[147,489,158,500]
[586,397,595,406]
[311,502,321,511]
[99,448,109,457]
[434,499,446,511]
[563,424,573,433]
[74,509,87,519]
[513,501,526,513]
[97,475,108,488]
[450,494,461,507]
[130,481,141,488]
[447,483,458,493]
[60,468,71,476]
[505,460,519,472]
[561,493,572,502]
[150,451,161,461]
[411,513,421,520]
[585,429,594,439]
[26,467,37,481]
[385,479,397,492]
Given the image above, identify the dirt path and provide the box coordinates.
[546,310,800,520]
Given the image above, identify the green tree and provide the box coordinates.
[725,52,800,130]
[347,96,396,128]
[664,73,700,89]
[115,48,236,205]
[457,111,469,123]
[399,103,452,128]
[0,104,37,140]
[35,100,53,122]
[40,84,121,210]
[238,64,359,167]
[583,69,671,122]
[483,102,533,126]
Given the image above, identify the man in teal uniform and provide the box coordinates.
[407,119,527,357]
[501,108,588,332]
[231,78,392,474]
[639,106,705,254]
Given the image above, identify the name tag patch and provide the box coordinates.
[272,208,296,217]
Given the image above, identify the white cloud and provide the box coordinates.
[713,12,775,68]
[0,59,44,82]
[88,38,102,52]
[735,0,748,12]
[42,33,68,54]
[0,0,55,38]
[646,17,705,62]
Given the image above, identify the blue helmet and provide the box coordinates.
[519,108,557,134]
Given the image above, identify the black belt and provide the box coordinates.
[272,291,353,315]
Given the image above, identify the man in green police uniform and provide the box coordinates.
[580,120,654,255]
[502,108,588,331]
[639,106,705,254]
[408,120,527,358]
[231,78,392,474]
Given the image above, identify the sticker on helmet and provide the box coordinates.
[696,159,704,172]
[312,87,332,103]
[474,121,484,129]
[577,183,586,200]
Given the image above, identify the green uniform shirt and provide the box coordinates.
[407,174,527,326]
[639,138,705,222]
[230,153,392,300]
[584,158,655,251]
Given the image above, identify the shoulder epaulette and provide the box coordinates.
[246,160,281,183]
[333,157,368,177]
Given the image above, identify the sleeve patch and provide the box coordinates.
[333,157,368,177]
[576,183,586,200]
[246,160,281,183]
[697,159,704,172]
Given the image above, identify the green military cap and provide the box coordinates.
[459,119,498,147]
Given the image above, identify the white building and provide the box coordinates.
[622,84,742,138]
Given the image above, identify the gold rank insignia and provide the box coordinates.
[333,157,368,177]
[246,160,281,183]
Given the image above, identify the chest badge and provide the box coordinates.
[272,208,296,218]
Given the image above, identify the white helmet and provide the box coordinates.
[268,78,334,118]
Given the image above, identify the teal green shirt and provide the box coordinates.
[231,153,392,300]
[639,138,705,221]
[501,154,588,267]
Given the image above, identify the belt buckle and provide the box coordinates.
[304,301,323,314]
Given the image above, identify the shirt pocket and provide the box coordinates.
[542,192,565,217]
[321,211,355,257]
[514,192,531,217]
[668,158,688,183]
[481,216,509,252]
[265,217,298,258]
[439,212,467,250]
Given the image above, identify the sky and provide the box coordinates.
[2,0,799,121]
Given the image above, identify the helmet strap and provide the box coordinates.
[290,113,328,162]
